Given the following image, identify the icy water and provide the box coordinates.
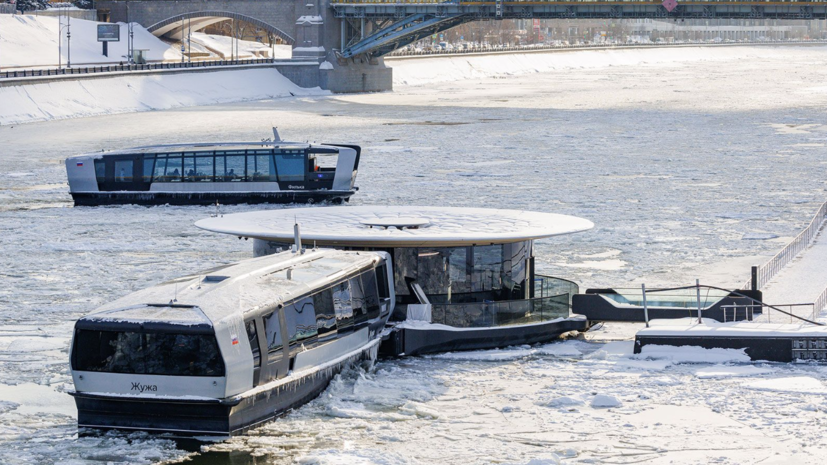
[1,46,827,464]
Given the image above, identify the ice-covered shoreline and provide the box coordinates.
[386,44,827,87]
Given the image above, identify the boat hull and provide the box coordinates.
[380,317,590,357]
[72,339,378,436]
[70,190,354,207]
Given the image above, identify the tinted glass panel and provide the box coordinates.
[275,153,305,182]
[245,319,260,369]
[166,156,182,182]
[362,270,382,321]
[252,155,273,182]
[142,156,155,183]
[184,155,196,182]
[376,263,390,301]
[152,156,167,182]
[313,290,337,342]
[284,297,318,353]
[195,155,214,182]
[114,160,133,182]
[332,281,354,334]
[350,276,367,325]
[94,159,105,184]
[226,155,245,181]
[264,311,283,354]
[215,156,226,181]
[72,329,224,377]
[247,156,256,182]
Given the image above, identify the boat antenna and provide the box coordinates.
[272,127,281,142]
[293,217,303,254]
[211,200,222,218]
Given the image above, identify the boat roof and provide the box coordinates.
[80,248,383,326]
[67,141,343,159]
[195,206,594,248]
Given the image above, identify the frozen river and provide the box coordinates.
[1,45,827,464]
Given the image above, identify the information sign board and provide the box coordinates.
[97,24,121,42]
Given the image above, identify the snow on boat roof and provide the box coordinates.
[195,206,594,247]
[67,141,337,159]
[85,248,383,325]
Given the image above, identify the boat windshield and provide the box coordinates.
[72,329,225,377]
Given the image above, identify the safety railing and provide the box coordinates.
[335,0,827,3]
[635,282,824,326]
[745,199,827,290]
[387,38,827,58]
[535,274,579,305]
[0,58,277,80]
[430,293,570,328]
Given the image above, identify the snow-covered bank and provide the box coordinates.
[0,68,325,125]
[0,15,180,68]
[387,45,827,87]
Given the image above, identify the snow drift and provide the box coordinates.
[0,15,180,68]
[0,69,325,125]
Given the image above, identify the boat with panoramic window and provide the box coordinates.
[65,132,360,206]
[69,245,394,435]
[195,205,595,356]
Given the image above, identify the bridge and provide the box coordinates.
[334,1,827,58]
[95,0,827,92]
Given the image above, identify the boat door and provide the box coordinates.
[100,155,151,191]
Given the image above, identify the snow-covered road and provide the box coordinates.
[1,45,827,464]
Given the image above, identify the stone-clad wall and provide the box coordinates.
[95,0,393,92]
[96,0,301,44]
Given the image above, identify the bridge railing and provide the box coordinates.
[333,0,827,3]
[745,199,827,290]
[0,58,276,80]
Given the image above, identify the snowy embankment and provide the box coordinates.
[0,14,180,68]
[386,45,823,87]
[0,69,325,125]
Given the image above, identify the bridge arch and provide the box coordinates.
[147,11,295,45]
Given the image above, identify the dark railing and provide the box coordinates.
[0,58,277,80]
[744,199,827,290]
[386,38,827,59]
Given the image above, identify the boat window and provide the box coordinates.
[94,159,105,184]
[245,319,260,369]
[473,244,504,293]
[226,155,245,181]
[183,155,197,182]
[275,152,306,182]
[263,311,283,354]
[72,329,225,377]
[362,270,382,320]
[313,289,337,343]
[166,156,183,182]
[252,155,274,182]
[152,156,167,182]
[142,156,155,183]
[376,263,391,302]
[350,276,367,325]
[114,160,133,182]
[332,281,354,334]
[215,155,226,182]
[284,296,318,353]
[194,154,214,182]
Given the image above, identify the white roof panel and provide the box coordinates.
[195,206,594,247]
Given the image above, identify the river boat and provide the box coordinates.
[68,246,394,435]
[65,132,360,206]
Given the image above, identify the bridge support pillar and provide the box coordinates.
[320,59,393,93]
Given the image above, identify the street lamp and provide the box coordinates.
[58,6,72,69]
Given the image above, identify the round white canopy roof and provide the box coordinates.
[195,206,594,248]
